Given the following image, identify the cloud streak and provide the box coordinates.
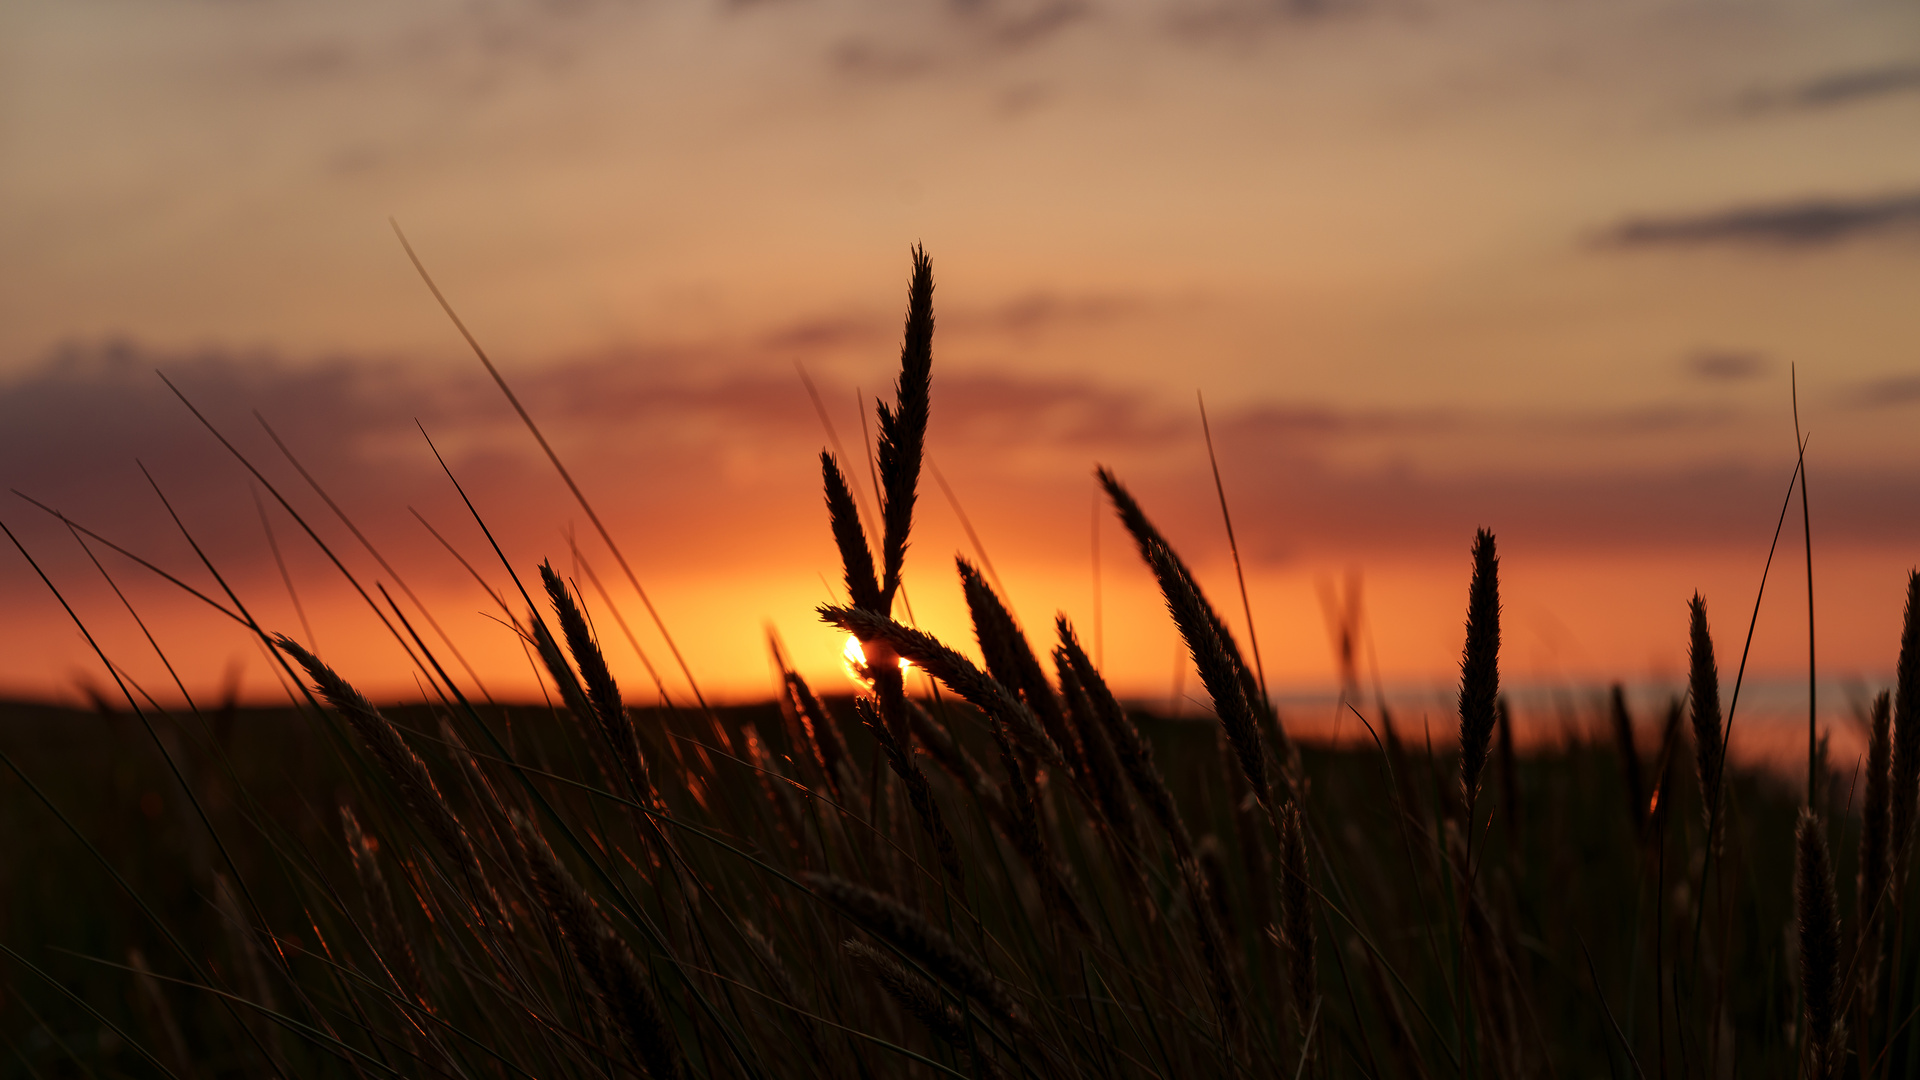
[1844,373,1920,410]
[1601,191,1920,249]
[1687,350,1770,382]
[1744,61,1920,112]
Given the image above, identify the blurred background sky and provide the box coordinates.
[1,0,1917,727]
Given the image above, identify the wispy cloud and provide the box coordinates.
[754,290,1145,354]
[221,1,643,94]
[829,38,939,80]
[1844,373,1920,410]
[1687,350,1770,382]
[1743,60,1920,112]
[1162,0,1351,40]
[826,0,1094,81]
[977,0,1093,49]
[958,291,1146,334]
[1601,191,1920,249]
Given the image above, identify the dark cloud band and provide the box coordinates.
[1602,191,1920,248]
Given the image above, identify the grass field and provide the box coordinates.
[0,247,1914,1079]
[0,684,1887,1078]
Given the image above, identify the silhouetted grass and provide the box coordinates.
[0,247,1912,1080]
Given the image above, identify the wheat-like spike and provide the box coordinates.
[341,805,429,1004]
[1891,572,1920,898]
[276,638,492,897]
[1457,529,1501,808]
[987,720,1093,936]
[823,451,884,612]
[1797,808,1841,1079]
[1057,615,1195,859]
[438,716,523,852]
[803,872,1027,1030]
[905,697,1010,823]
[843,938,961,1038]
[1218,727,1278,938]
[1352,936,1433,1080]
[854,698,965,888]
[592,924,684,1080]
[741,920,833,1069]
[529,609,601,725]
[776,658,855,804]
[1860,691,1893,1014]
[1194,835,1236,937]
[740,919,803,1008]
[844,940,1008,1080]
[1279,802,1317,1039]
[1179,851,1245,1056]
[209,873,289,1073]
[782,671,838,777]
[530,604,644,806]
[438,716,544,941]
[542,563,652,803]
[958,558,1084,776]
[1141,532,1272,811]
[1687,594,1725,841]
[1055,648,1141,848]
[512,811,683,1079]
[820,604,1066,770]
[877,245,934,608]
[1097,466,1282,749]
[1098,467,1275,805]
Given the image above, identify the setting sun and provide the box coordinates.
[840,632,915,691]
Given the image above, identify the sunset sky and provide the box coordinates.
[2,0,1917,733]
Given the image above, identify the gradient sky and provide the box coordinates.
[2,0,1917,730]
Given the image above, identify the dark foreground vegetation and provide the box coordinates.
[1,246,1916,1079]
[0,679,1906,1080]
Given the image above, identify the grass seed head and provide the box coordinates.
[1860,690,1893,1007]
[1891,572,1920,885]
[876,245,934,607]
[822,451,882,613]
[276,636,486,891]
[541,562,651,801]
[1456,529,1501,806]
[959,557,1082,774]
[512,811,682,1079]
[1796,808,1841,1078]
[1280,802,1317,1037]
[1687,594,1725,832]
[804,872,1026,1030]
[844,940,1008,1079]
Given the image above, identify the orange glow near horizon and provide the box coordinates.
[0,0,1915,747]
